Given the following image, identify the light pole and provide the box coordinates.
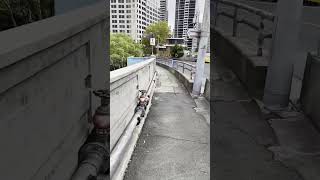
[157,35,160,56]
[192,0,210,96]
[263,0,303,110]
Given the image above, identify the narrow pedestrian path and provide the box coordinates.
[124,66,210,180]
[211,59,303,180]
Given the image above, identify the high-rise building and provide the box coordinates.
[174,0,197,49]
[159,0,168,21]
[110,0,160,42]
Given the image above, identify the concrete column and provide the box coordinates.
[192,0,210,96]
[263,0,303,109]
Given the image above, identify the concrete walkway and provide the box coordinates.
[211,59,303,180]
[124,66,210,180]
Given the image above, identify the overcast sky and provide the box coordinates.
[167,0,205,31]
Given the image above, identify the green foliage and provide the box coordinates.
[141,21,170,55]
[170,45,184,58]
[110,33,143,70]
[0,0,54,31]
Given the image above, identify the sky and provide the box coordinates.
[167,0,205,31]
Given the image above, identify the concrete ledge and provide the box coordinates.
[110,59,156,151]
[213,27,269,99]
[301,53,320,129]
[111,72,157,180]
[0,3,107,179]
[204,78,210,101]
[156,62,194,93]
[0,1,107,69]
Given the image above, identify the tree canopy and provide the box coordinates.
[0,0,54,31]
[141,21,170,55]
[170,45,185,58]
[110,33,143,70]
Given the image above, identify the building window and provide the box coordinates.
[111,5,116,8]
[119,10,125,13]
[112,15,117,18]
[112,20,117,23]
[111,10,117,13]
[118,0,124,3]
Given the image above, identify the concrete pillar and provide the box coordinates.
[263,0,303,109]
[192,0,210,96]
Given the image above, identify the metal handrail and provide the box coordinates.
[156,59,196,80]
[214,0,275,56]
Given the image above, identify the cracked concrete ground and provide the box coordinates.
[124,66,210,180]
[211,59,303,180]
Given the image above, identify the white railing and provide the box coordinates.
[157,59,196,80]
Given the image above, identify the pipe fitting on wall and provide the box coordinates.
[71,89,110,180]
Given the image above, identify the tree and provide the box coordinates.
[110,33,143,70]
[0,0,54,31]
[141,21,170,55]
[170,45,184,58]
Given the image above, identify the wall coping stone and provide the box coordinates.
[0,1,107,69]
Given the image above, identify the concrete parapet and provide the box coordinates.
[110,58,156,151]
[0,2,107,180]
[300,53,320,129]
[110,58,156,179]
[213,28,268,99]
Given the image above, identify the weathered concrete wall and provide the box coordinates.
[215,1,319,102]
[0,2,108,180]
[213,28,268,99]
[300,54,320,129]
[216,0,320,79]
[204,78,210,101]
[110,59,156,151]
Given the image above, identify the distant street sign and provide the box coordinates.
[150,38,156,46]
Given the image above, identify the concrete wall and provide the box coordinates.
[216,0,320,79]
[215,0,320,101]
[110,59,156,151]
[0,2,108,180]
[204,78,210,101]
[300,54,320,129]
[213,28,268,99]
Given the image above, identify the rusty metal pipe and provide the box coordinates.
[71,90,110,180]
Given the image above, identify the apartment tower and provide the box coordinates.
[110,0,160,42]
[159,0,168,21]
[174,0,197,49]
